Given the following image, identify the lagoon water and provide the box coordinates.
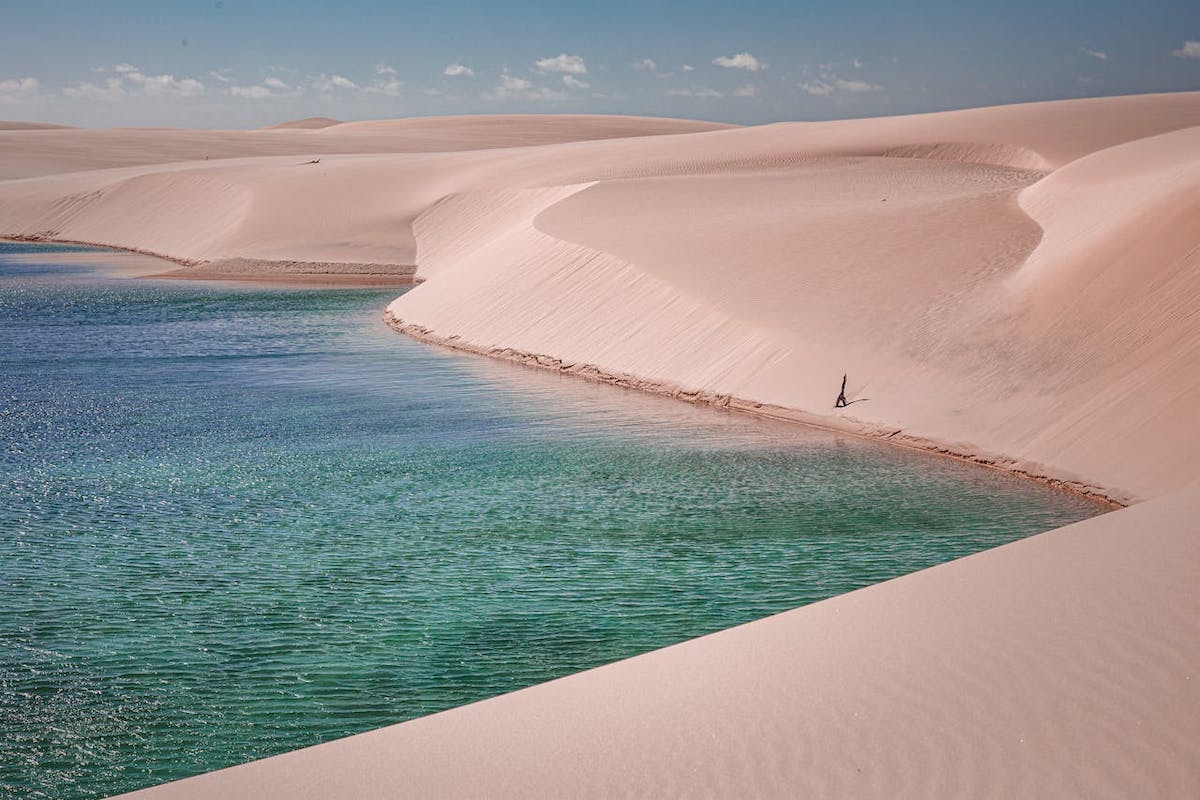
[0,242,1101,798]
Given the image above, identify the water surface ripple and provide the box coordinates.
[0,243,1101,798]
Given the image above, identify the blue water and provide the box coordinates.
[0,242,1102,798]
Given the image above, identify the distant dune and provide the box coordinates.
[263,116,343,129]
[0,120,75,130]
[0,113,732,180]
[4,95,1200,799]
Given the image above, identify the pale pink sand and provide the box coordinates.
[0,114,733,180]
[2,94,1199,797]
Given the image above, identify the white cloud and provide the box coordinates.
[313,74,357,92]
[361,66,404,96]
[801,73,883,95]
[1172,40,1200,59]
[712,52,764,71]
[799,80,834,96]
[131,73,205,97]
[486,72,564,100]
[444,63,475,77]
[535,53,587,74]
[0,77,40,102]
[632,58,657,72]
[363,79,404,96]
[230,84,272,99]
[852,58,864,68]
[208,68,235,84]
[63,77,126,100]
[64,64,205,100]
[501,74,532,91]
[682,64,695,71]
[834,78,882,92]
[1081,47,1108,60]
[733,84,759,97]
[229,75,300,100]
[668,86,724,98]
[562,75,590,89]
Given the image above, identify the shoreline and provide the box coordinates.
[2,235,419,287]
[384,310,1124,509]
[3,232,1121,507]
[4,233,1124,507]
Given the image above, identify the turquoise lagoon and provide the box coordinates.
[0,242,1101,798]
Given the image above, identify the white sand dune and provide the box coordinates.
[3,94,1199,797]
[0,114,732,180]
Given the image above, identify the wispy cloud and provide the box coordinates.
[443,63,475,77]
[799,70,883,96]
[562,75,590,89]
[668,86,724,98]
[834,78,882,92]
[630,57,677,78]
[1172,40,1200,59]
[681,64,695,72]
[798,80,835,96]
[230,84,274,99]
[64,64,204,100]
[733,84,759,97]
[230,75,300,99]
[361,65,404,96]
[311,74,357,93]
[0,76,40,102]
[535,53,588,75]
[1081,47,1108,60]
[486,72,565,100]
[712,52,765,71]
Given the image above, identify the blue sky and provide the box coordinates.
[1,0,1198,127]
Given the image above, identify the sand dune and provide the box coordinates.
[0,114,731,180]
[4,93,1200,797]
[263,116,343,129]
[0,120,75,130]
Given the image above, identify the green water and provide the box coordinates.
[0,242,1102,798]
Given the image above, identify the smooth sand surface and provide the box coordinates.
[3,95,1199,797]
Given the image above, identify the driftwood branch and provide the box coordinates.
[835,374,848,408]
[834,374,869,408]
